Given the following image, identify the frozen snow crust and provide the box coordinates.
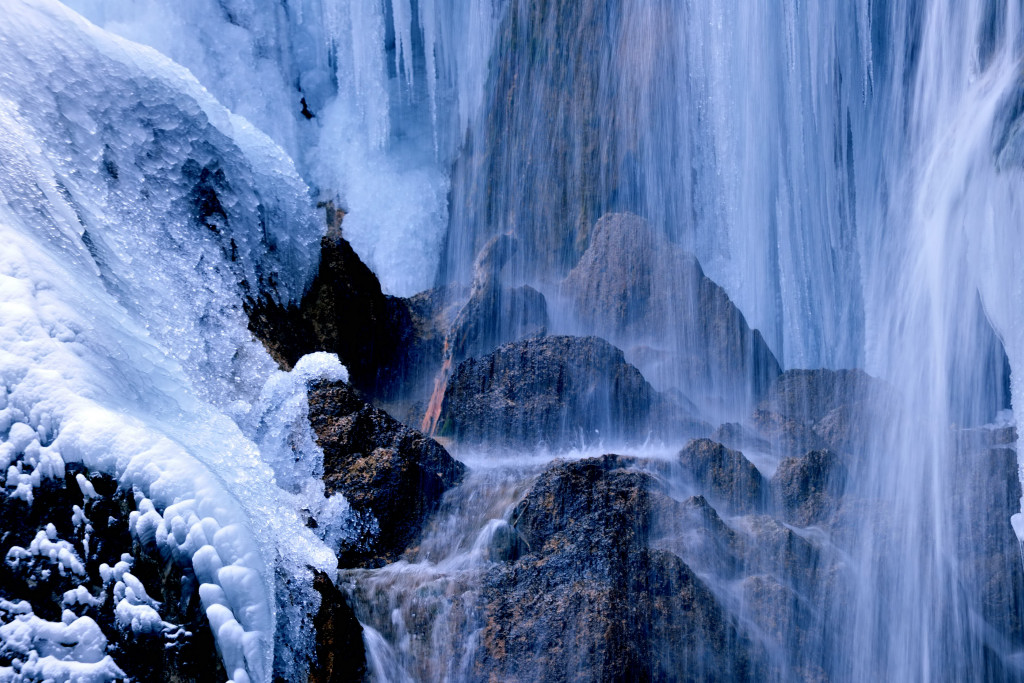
[0,1,345,681]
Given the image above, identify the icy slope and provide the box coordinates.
[0,1,342,681]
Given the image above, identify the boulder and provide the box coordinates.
[563,213,781,415]
[771,449,848,527]
[475,454,758,682]
[678,439,766,514]
[307,380,467,568]
[437,335,691,449]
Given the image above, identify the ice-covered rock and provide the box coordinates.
[0,2,344,680]
[66,0,503,297]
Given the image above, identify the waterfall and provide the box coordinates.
[15,0,1024,680]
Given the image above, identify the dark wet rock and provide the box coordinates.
[772,449,848,527]
[810,402,873,455]
[750,368,890,456]
[741,575,812,657]
[711,422,770,454]
[388,283,466,408]
[951,433,1024,646]
[476,454,758,682]
[450,283,548,362]
[757,369,878,425]
[731,515,824,593]
[247,203,413,398]
[438,335,693,448]
[678,439,766,514]
[310,571,368,683]
[749,409,828,458]
[449,234,549,362]
[652,494,742,578]
[563,213,781,415]
[307,380,466,568]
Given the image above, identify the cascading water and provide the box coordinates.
[8,0,1024,681]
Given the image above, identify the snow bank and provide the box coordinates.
[0,1,350,680]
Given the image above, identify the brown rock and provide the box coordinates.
[475,454,758,682]
[307,381,466,568]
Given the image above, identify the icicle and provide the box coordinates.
[418,0,439,153]
[391,0,415,88]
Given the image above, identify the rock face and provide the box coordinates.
[476,454,757,682]
[247,204,413,398]
[757,369,877,426]
[307,380,467,568]
[310,571,368,683]
[437,335,694,448]
[678,438,766,514]
[563,213,781,415]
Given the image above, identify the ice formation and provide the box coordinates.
[64,0,503,296]
[0,1,348,680]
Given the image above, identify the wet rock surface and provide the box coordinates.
[476,454,759,682]
[678,438,766,514]
[310,571,368,683]
[449,234,550,363]
[563,213,781,413]
[772,449,848,527]
[437,335,698,449]
[308,380,467,568]
[747,369,887,457]
[247,204,414,398]
[952,425,1024,647]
